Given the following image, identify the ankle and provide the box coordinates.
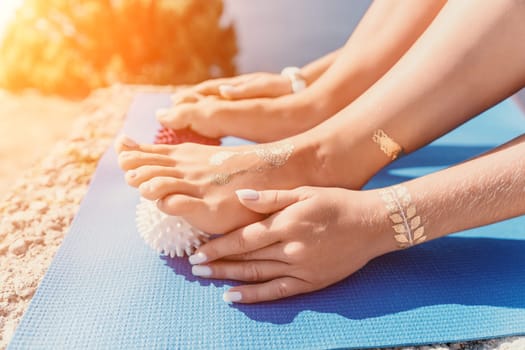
[304,126,393,189]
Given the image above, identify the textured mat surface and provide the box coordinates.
[9,93,525,349]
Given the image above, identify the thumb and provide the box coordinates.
[155,107,189,129]
[235,189,300,214]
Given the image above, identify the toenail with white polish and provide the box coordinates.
[192,265,212,277]
[118,135,138,148]
[223,291,242,303]
[235,189,259,201]
[189,252,207,265]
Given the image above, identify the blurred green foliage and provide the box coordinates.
[0,0,237,97]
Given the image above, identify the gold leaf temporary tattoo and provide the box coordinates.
[372,129,404,160]
[208,142,295,186]
[406,205,416,218]
[389,213,403,223]
[211,173,232,185]
[409,216,421,230]
[380,185,427,249]
[254,143,294,167]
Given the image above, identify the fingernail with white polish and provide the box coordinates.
[235,189,259,201]
[223,291,242,303]
[189,252,207,265]
[192,265,212,277]
[127,170,137,179]
[219,84,237,96]
[118,135,138,148]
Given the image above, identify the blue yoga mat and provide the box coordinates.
[9,93,525,349]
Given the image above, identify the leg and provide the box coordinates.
[159,0,445,142]
[118,0,525,234]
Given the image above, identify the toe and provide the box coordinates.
[114,135,138,153]
[114,135,175,155]
[118,151,175,171]
[125,165,183,187]
[139,176,199,200]
[157,194,205,217]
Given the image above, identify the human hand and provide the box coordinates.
[188,187,394,303]
[172,72,294,103]
[156,88,310,142]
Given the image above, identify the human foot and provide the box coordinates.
[116,104,397,234]
[116,134,325,233]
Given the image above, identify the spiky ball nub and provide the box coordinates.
[154,127,221,146]
[136,198,210,258]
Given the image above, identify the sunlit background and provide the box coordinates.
[0,0,239,196]
[0,0,366,197]
[0,0,22,38]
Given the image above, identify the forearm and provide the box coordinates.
[373,134,525,254]
[307,0,445,117]
[300,49,340,86]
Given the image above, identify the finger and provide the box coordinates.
[118,151,175,171]
[192,260,288,282]
[219,80,286,99]
[224,243,288,262]
[156,105,196,129]
[223,277,311,303]
[114,134,173,155]
[156,194,205,217]
[125,165,183,187]
[192,78,229,95]
[194,76,248,96]
[188,221,278,265]
[138,176,198,200]
[234,188,304,214]
[170,91,202,106]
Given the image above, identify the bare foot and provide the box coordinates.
[116,135,324,233]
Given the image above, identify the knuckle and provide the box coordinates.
[271,191,281,206]
[245,263,262,281]
[276,281,289,299]
[235,233,247,252]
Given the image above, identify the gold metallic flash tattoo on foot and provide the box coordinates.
[372,129,404,160]
[208,142,295,185]
[380,185,426,248]
[254,143,294,166]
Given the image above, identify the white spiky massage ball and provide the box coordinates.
[136,198,210,258]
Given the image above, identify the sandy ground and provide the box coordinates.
[0,86,524,349]
[0,90,83,197]
[0,86,136,348]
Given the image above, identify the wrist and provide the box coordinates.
[361,189,401,256]
[280,66,307,94]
